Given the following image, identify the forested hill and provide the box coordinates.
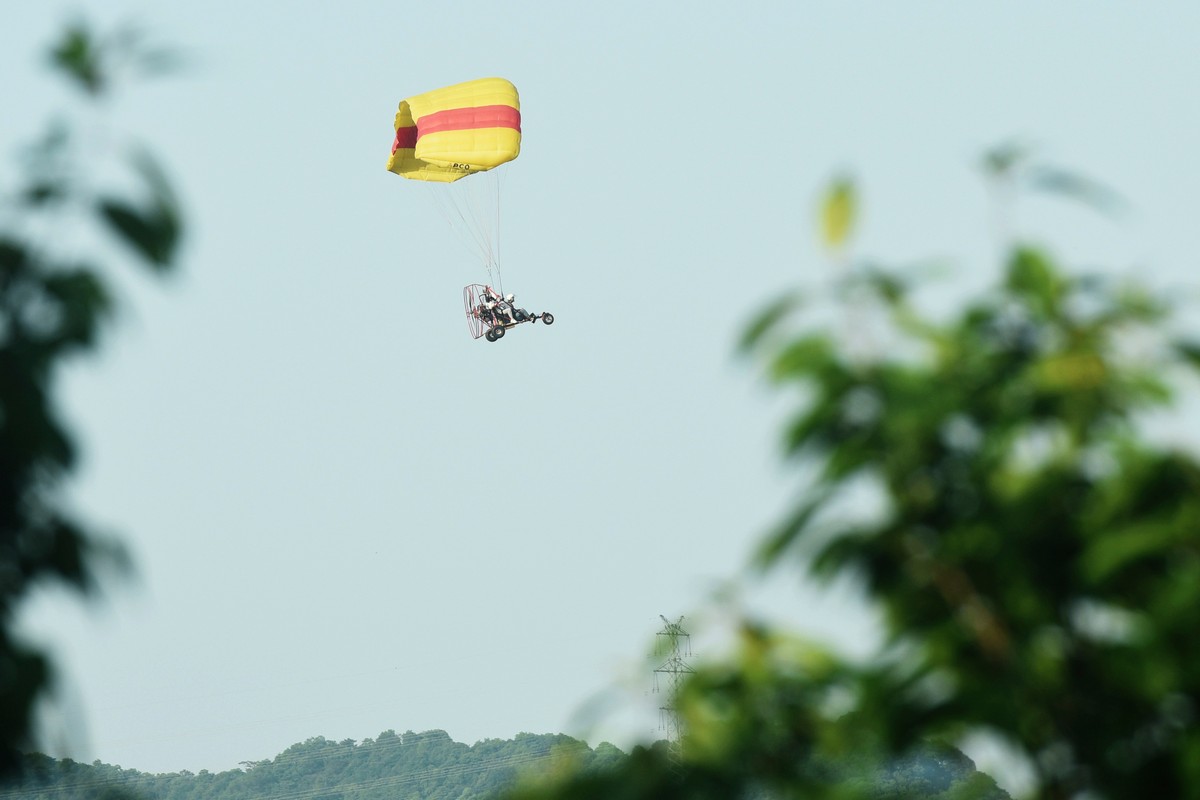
[4,730,624,800]
[3,729,1010,800]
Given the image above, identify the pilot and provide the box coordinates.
[505,293,531,323]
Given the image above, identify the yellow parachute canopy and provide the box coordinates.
[386,78,521,183]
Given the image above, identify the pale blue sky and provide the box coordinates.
[5,0,1199,779]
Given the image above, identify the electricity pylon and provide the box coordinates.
[653,614,694,752]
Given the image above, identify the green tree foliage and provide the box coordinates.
[1,21,184,773]
[503,166,1200,800]
[0,730,622,800]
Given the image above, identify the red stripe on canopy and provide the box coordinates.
[416,105,521,139]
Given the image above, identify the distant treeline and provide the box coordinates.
[2,730,623,800]
[1,729,1008,800]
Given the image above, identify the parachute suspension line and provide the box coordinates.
[421,179,493,272]
[463,164,505,294]
[421,167,508,294]
[468,168,502,285]
[492,165,506,296]
[485,261,502,296]
[425,182,491,265]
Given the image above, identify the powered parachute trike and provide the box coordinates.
[463,284,554,342]
[385,77,553,342]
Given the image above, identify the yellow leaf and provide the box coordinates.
[820,175,857,252]
[1032,352,1107,390]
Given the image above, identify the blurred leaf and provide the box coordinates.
[48,22,104,95]
[738,290,803,352]
[859,265,907,306]
[1028,166,1126,216]
[108,24,188,78]
[96,150,183,271]
[753,488,833,570]
[1005,246,1064,318]
[1106,282,1167,325]
[0,238,29,276]
[768,334,835,382]
[820,175,857,254]
[1173,340,1200,371]
[18,122,72,184]
[22,181,66,207]
[43,269,111,348]
[97,200,168,267]
[139,48,186,75]
[982,140,1033,178]
[0,641,50,773]
[1081,519,1179,583]
[1118,371,1174,409]
[1030,352,1107,391]
[47,21,182,97]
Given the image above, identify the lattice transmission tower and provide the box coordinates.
[653,614,694,748]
